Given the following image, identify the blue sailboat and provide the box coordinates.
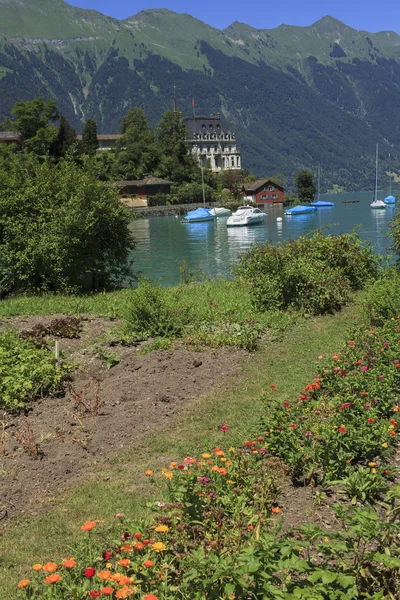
[310,166,334,207]
[384,153,396,205]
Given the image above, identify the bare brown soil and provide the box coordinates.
[0,316,247,523]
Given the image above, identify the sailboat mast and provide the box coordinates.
[389,153,392,196]
[375,143,378,203]
[318,164,321,201]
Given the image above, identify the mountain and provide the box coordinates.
[1,1,400,190]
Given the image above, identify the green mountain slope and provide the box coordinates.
[1,0,400,189]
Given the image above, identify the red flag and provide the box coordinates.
[192,99,195,107]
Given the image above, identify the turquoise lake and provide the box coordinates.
[130,190,398,287]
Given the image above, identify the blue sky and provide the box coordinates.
[67,0,400,33]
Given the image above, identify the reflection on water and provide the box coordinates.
[130,194,398,286]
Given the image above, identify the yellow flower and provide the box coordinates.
[382,442,388,448]
[152,542,166,552]
[229,447,236,453]
[202,453,211,459]
[226,480,234,485]
[220,457,227,462]
[394,406,400,412]
[155,525,169,533]
[163,472,173,480]
[323,537,329,543]
[368,462,377,467]
[372,468,377,474]
[106,562,112,568]
[389,425,395,430]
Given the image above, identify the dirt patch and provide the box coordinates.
[0,315,248,523]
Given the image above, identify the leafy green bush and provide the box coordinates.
[236,231,380,314]
[123,280,190,339]
[0,152,134,295]
[0,332,71,410]
[363,270,400,325]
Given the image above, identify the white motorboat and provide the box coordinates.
[227,205,266,227]
[209,207,232,217]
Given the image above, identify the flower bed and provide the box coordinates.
[262,317,400,500]
[16,317,400,599]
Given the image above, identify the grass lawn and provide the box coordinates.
[0,300,362,596]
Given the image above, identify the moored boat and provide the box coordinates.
[285,205,317,215]
[226,205,266,227]
[370,200,386,209]
[384,195,396,205]
[182,208,216,223]
[209,207,232,217]
[310,200,334,207]
[370,144,386,210]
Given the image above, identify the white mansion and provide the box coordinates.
[184,114,241,172]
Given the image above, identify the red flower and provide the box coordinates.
[257,436,263,442]
[135,542,144,551]
[283,402,290,407]
[363,404,371,409]
[143,560,154,568]
[143,539,151,546]
[244,440,251,447]
[277,426,283,431]
[90,592,101,598]
[134,532,142,539]
[102,551,112,561]
[177,464,184,470]
[85,568,96,578]
[367,418,375,424]
[289,423,297,429]
[270,384,276,389]
[338,426,347,434]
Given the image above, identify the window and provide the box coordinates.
[263,187,267,192]
[207,147,210,153]
[260,194,268,200]
[231,157,235,166]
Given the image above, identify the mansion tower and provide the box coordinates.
[184,114,241,172]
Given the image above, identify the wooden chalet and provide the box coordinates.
[242,179,285,205]
[117,177,172,201]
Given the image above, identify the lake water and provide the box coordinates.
[130,190,398,287]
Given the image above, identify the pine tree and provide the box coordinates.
[51,116,77,159]
[116,108,159,180]
[82,119,99,156]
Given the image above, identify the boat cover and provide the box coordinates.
[384,195,396,204]
[310,200,334,207]
[183,208,214,221]
[285,205,317,215]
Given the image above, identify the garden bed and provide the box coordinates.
[0,314,248,523]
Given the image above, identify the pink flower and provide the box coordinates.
[259,448,267,454]
[283,402,290,407]
[361,366,368,371]
[220,424,229,432]
[348,341,355,346]
[379,376,384,381]
[364,404,371,409]
[318,355,323,360]
[304,431,312,437]
[367,418,375,424]
[289,424,297,429]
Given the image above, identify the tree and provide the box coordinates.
[10,98,59,155]
[116,108,160,180]
[51,116,77,159]
[295,170,316,202]
[0,153,134,294]
[155,110,197,184]
[82,119,99,156]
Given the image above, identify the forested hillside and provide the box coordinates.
[1,0,400,190]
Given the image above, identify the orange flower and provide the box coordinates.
[81,521,96,532]
[32,564,42,571]
[142,595,159,600]
[145,470,153,476]
[43,562,58,573]
[44,574,62,584]
[134,542,144,551]
[215,450,225,457]
[201,453,211,459]
[115,585,135,598]
[118,559,131,567]
[17,580,30,588]
[169,462,177,469]
[120,544,133,553]
[226,460,232,467]
[62,558,76,569]
[271,507,282,514]
[152,542,166,552]
[163,471,173,480]
[219,467,227,476]
[101,588,115,596]
[97,570,113,581]
[143,560,154,568]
